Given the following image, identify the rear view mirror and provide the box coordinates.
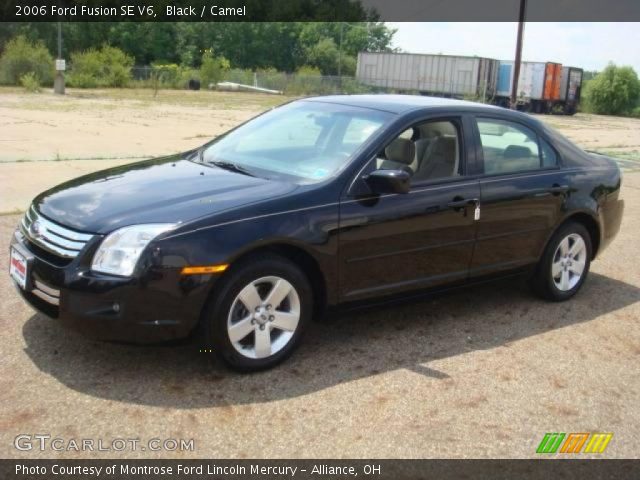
[365,169,411,195]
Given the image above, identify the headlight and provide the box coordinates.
[91,224,176,276]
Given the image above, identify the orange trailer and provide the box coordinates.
[543,62,563,101]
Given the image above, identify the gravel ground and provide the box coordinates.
[1,88,639,459]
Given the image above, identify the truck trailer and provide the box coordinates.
[356,52,499,101]
[559,66,584,115]
[356,52,583,115]
[495,61,571,113]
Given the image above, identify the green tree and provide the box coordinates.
[343,22,396,55]
[306,38,340,75]
[0,35,54,85]
[585,63,640,115]
[0,21,396,75]
[209,23,304,72]
[298,22,393,75]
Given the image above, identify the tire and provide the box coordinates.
[200,254,313,372]
[531,222,592,301]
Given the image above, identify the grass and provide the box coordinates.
[61,87,290,108]
[595,144,640,150]
[0,86,292,114]
[595,149,640,159]
[593,149,640,172]
[0,155,151,164]
[0,208,24,216]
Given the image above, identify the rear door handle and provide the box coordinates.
[547,184,570,195]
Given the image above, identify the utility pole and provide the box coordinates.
[54,21,65,94]
[57,20,62,57]
[336,22,371,90]
[338,22,344,88]
[510,0,527,109]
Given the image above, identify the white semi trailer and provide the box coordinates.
[356,52,499,101]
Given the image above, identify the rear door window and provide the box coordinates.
[540,138,559,167]
[477,118,555,175]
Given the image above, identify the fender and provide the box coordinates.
[155,201,341,307]
[537,207,601,263]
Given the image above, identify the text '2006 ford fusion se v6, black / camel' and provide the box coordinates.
[9,95,624,371]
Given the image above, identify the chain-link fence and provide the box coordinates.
[127,66,493,99]
[128,66,416,96]
[40,64,494,101]
[236,71,402,96]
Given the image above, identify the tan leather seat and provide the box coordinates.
[502,145,539,172]
[378,137,416,174]
[414,136,457,181]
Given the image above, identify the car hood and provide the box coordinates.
[33,155,297,234]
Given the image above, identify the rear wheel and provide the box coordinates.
[531,222,592,301]
[201,254,312,372]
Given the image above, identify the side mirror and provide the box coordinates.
[365,169,411,195]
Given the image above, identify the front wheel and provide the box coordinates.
[531,222,592,301]
[201,254,313,372]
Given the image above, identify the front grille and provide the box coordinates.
[21,205,94,259]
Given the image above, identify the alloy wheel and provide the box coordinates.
[551,233,587,291]
[226,276,301,359]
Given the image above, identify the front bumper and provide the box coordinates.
[10,228,210,344]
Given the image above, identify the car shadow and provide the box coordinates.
[22,273,639,408]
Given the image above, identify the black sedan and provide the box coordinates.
[9,95,624,371]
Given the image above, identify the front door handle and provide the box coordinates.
[447,198,479,209]
[447,198,481,220]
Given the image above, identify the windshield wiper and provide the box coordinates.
[208,160,257,177]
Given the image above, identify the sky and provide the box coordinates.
[388,23,640,74]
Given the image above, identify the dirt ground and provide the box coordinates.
[1,88,639,213]
[0,88,284,213]
[0,87,282,162]
[1,88,639,459]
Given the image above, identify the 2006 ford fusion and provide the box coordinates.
[10,95,624,371]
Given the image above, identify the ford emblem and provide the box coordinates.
[30,219,43,239]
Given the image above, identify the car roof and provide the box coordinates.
[304,94,504,114]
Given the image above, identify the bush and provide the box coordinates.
[200,51,230,88]
[584,63,640,115]
[340,77,376,95]
[0,35,54,86]
[254,67,287,91]
[159,64,185,86]
[68,46,133,88]
[67,73,99,88]
[339,56,357,77]
[153,63,182,85]
[222,68,255,85]
[295,65,322,76]
[150,63,198,89]
[20,72,41,92]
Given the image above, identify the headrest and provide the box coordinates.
[504,145,532,159]
[385,138,415,165]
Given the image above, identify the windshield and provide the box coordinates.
[201,101,392,183]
